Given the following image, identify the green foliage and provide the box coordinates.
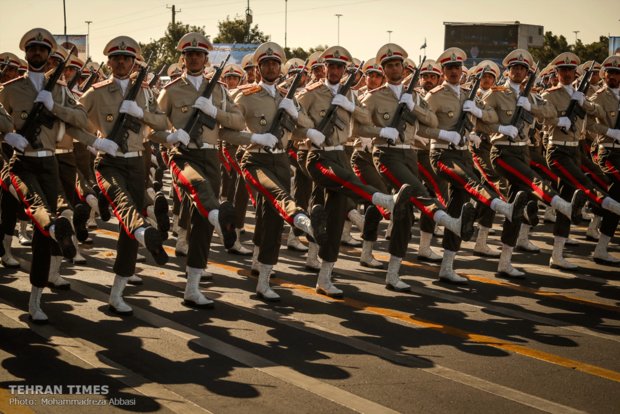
[284,45,327,60]
[529,32,610,67]
[212,16,269,43]
[139,22,206,70]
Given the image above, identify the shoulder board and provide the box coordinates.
[428,85,443,95]
[490,86,507,92]
[239,84,262,96]
[277,86,288,96]
[305,81,323,91]
[56,80,67,86]
[546,85,562,92]
[163,76,183,89]
[93,78,114,89]
[368,84,388,94]
[2,75,25,86]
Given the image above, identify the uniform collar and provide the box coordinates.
[442,80,460,97]
[27,71,45,92]
[186,74,203,91]
[560,82,574,95]
[259,81,276,97]
[324,79,340,95]
[509,81,521,95]
[387,82,403,99]
[115,77,129,95]
[610,87,620,100]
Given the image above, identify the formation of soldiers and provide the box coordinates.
[1,27,619,324]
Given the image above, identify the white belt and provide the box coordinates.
[199,143,217,149]
[431,143,467,150]
[114,151,143,158]
[247,148,285,154]
[322,145,344,152]
[549,140,579,147]
[494,140,527,147]
[375,143,413,149]
[55,148,74,154]
[23,150,54,157]
[599,142,620,148]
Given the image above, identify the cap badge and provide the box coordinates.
[564,56,570,64]
[334,50,340,59]
[266,47,274,56]
[191,38,197,47]
[387,48,393,57]
[518,53,524,61]
[35,32,43,41]
[451,53,457,61]
[119,41,127,51]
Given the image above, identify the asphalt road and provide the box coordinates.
[0,176,618,414]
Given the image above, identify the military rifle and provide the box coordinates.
[453,65,490,147]
[67,57,91,92]
[181,53,231,149]
[18,46,76,150]
[561,60,595,134]
[149,63,168,88]
[390,57,424,143]
[316,60,364,147]
[266,59,309,152]
[107,56,151,153]
[79,62,103,93]
[508,61,539,142]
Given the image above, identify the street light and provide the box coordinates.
[85,20,92,59]
[573,30,580,43]
[335,14,342,45]
[284,0,288,50]
[387,30,392,42]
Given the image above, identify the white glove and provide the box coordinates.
[278,98,298,119]
[557,117,572,130]
[399,93,415,111]
[4,132,29,152]
[119,100,144,119]
[438,129,462,145]
[306,128,326,147]
[331,94,355,113]
[193,96,217,118]
[379,127,399,143]
[166,129,190,146]
[498,124,519,139]
[92,138,119,156]
[516,96,532,112]
[468,132,482,148]
[250,132,278,148]
[571,91,586,106]
[34,90,54,111]
[606,128,620,143]
[462,100,483,119]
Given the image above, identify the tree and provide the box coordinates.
[139,22,207,70]
[530,32,610,67]
[213,16,269,43]
[284,45,327,60]
[573,36,609,64]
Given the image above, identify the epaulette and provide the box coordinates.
[163,76,183,89]
[2,75,25,86]
[93,78,113,89]
[238,84,262,96]
[305,81,323,91]
[490,86,508,92]
[428,85,443,94]
[277,86,288,96]
[546,85,562,92]
[368,84,387,94]
[57,80,67,87]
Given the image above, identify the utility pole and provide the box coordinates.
[573,30,580,43]
[245,0,253,43]
[85,20,92,59]
[387,30,392,42]
[335,14,343,45]
[166,4,181,25]
[284,0,288,49]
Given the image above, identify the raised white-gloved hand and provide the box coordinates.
[462,100,483,119]
[166,129,190,146]
[306,128,326,147]
[571,91,586,106]
[92,138,119,156]
[34,90,54,111]
[4,132,29,152]
[119,100,144,119]
[331,94,355,113]
[438,129,462,145]
[468,132,482,148]
[557,116,572,130]
[399,93,415,111]
[278,98,298,119]
[606,128,620,143]
[193,96,217,118]
[516,96,532,112]
[379,127,399,143]
[498,124,519,139]
[250,132,278,148]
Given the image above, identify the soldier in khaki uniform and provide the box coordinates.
[241,53,257,85]
[221,41,330,301]
[355,44,476,290]
[0,52,21,83]
[0,28,94,323]
[298,45,414,297]
[419,47,528,283]
[79,35,169,315]
[541,52,620,269]
[586,55,620,263]
[153,32,245,307]
[481,49,584,277]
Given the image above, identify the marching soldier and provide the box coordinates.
[419,47,528,283]
[0,28,93,323]
[79,35,169,315]
[222,41,330,301]
[586,55,620,263]
[0,52,21,82]
[541,52,620,269]
[355,44,476,289]
[153,32,246,307]
[222,63,245,90]
[298,45,416,296]
[241,53,257,85]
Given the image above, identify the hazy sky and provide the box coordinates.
[1,0,618,64]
